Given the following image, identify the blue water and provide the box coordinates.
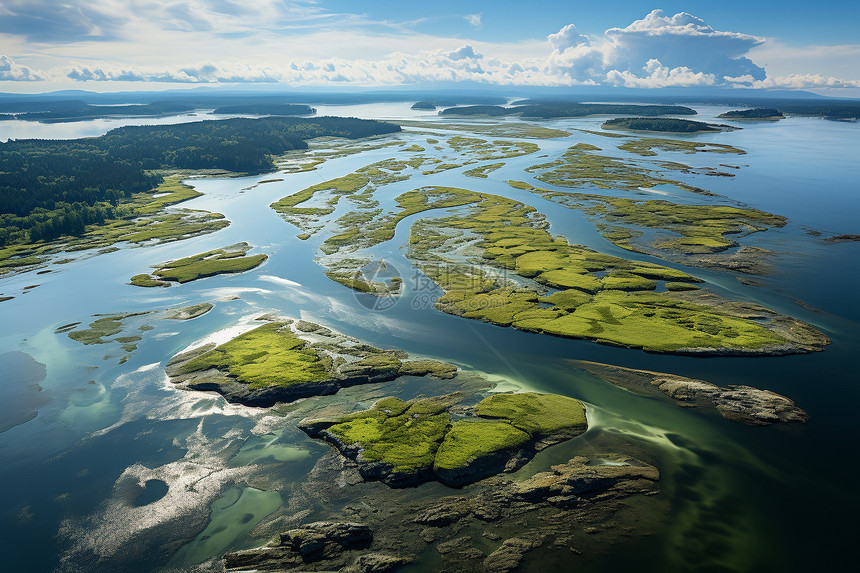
[0,105,858,572]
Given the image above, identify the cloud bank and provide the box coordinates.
[1,7,857,91]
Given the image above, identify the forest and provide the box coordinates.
[0,116,400,245]
[439,102,697,118]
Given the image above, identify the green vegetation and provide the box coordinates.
[447,136,539,160]
[303,392,588,487]
[404,186,824,354]
[211,103,315,115]
[440,103,696,119]
[398,120,570,139]
[411,101,437,110]
[618,138,745,157]
[130,274,170,287]
[0,116,399,249]
[717,108,784,120]
[602,117,733,133]
[131,242,267,286]
[511,181,787,255]
[464,162,505,178]
[524,145,713,195]
[175,322,328,390]
[0,175,229,276]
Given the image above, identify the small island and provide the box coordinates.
[130,242,267,286]
[211,103,316,116]
[410,101,437,110]
[299,391,588,487]
[718,108,784,120]
[166,318,457,407]
[602,117,735,133]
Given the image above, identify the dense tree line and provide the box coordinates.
[601,117,723,132]
[718,108,783,119]
[211,103,315,116]
[439,103,697,118]
[0,116,400,245]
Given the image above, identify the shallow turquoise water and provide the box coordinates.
[0,106,857,572]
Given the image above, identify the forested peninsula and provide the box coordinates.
[0,116,399,246]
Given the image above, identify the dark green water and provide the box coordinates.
[0,106,857,572]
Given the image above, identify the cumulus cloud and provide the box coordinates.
[446,45,483,61]
[606,59,716,88]
[0,55,44,81]
[67,62,279,83]
[548,23,590,52]
[9,8,855,91]
[752,74,860,89]
[547,9,766,87]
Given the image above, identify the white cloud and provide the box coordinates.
[465,13,482,28]
[66,62,279,83]
[0,55,44,81]
[446,45,483,61]
[606,59,716,88]
[753,74,860,89]
[1,8,857,91]
[548,23,590,52]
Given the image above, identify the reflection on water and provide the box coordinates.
[0,104,857,572]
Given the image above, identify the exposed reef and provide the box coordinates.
[572,360,808,425]
[166,319,457,407]
[224,453,659,572]
[299,392,587,487]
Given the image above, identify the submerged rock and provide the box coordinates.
[224,521,372,570]
[572,360,808,425]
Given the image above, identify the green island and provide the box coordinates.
[130,242,267,286]
[464,162,506,178]
[717,108,784,120]
[166,319,458,407]
[526,144,714,195]
[618,138,746,157]
[398,120,570,139]
[210,103,315,115]
[602,117,735,133]
[509,180,786,256]
[299,391,587,487]
[400,186,827,354]
[439,103,697,119]
[65,303,213,364]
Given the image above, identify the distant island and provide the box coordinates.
[602,117,734,133]
[440,102,697,118]
[718,108,784,120]
[211,103,315,115]
[410,101,437,110]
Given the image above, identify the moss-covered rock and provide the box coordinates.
[166,319,460,407]
[301,392,588,488]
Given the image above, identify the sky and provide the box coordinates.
[0,0,858,96]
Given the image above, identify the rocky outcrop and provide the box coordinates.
[300,392,588,488]
[165,318,457,407]
[224,521,372,570]
[572,360,808,425]
[224,454,659,572]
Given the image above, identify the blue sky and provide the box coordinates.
[0,1,857,94]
